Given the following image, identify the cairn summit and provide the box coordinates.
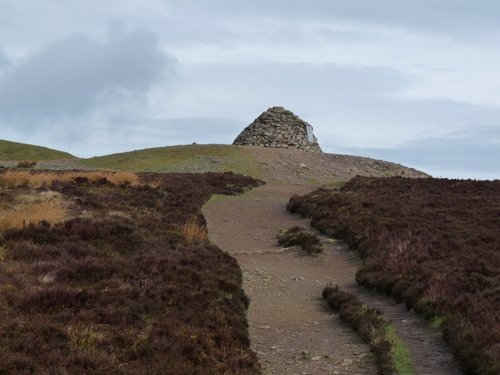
[233,107,322,152]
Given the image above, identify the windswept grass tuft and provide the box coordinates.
[182,217,209,242]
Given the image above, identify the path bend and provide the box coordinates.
[203,183,461,375]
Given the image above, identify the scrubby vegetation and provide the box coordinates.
[277,226,323,254]
[322,285,400,375]
[0,169,263,374]
[288,176,500,375]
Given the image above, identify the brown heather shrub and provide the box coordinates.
[0,171,263,374]
[289,177,500,375]
[277,226,323,254]
[97,171,139,186]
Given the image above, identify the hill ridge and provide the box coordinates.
[0,139,75,161]
[0,139,429,182]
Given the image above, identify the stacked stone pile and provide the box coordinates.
[233,106,322,152]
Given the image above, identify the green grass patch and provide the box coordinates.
[81,144,264,177]
[0,140,75,161]
[386,326,416,375]
[321,180,348,189]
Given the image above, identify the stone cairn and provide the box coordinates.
[233,106,322,152]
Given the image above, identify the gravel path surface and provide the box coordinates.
[203,183,461,375]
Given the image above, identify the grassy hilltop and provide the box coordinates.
[0,140,428,185]
[81,144,262,176]
[0,140,75,161]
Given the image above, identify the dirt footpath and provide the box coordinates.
[203,183,461,375]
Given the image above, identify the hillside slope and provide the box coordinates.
[0,139,429,183]
[0,140,75,161]
[81,144,262,176]
[81,144,429,184]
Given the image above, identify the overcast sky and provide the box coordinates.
[0,1,499,179]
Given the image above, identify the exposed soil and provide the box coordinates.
[203,183,462,375]
[246,146,429,183]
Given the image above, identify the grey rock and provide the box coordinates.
[233,106,322,153]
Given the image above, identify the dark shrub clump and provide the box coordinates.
[323,285,396,375]
[277,226,323,254]
[16,160,37,168]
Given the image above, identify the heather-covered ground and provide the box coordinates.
[0,169,263,374]
[288,177,500,375]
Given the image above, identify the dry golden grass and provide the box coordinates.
[0,192,69,232]
[0,170,139,233]
[182,218,208,242]
[0,170,139,188]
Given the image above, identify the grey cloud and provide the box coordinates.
[171,0,500,38]
[176,62,412,110]
[332,125,500,179]
[134,117,242,144]
[0,49,9,67]
[322,97,500,134]
[0,29,175,122]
